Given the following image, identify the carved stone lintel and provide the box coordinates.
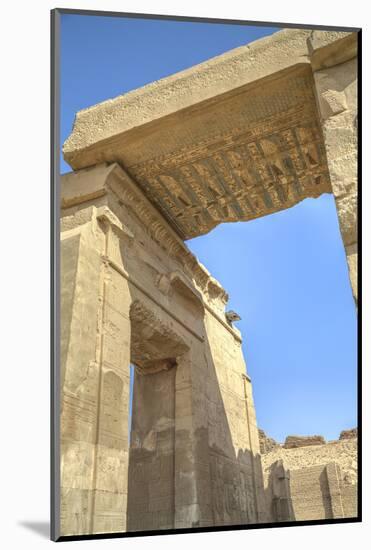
[130,300,189,372]
[96,205,134,240]
[136,357,178,375]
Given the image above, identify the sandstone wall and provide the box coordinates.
[287,463,343,520]
[60,163,265,536]
[340,428,358,440]
[258,429,279,454]
[313,54,358,302]
[63,30,358,302]
[283,435,326,449]
[261,435,357,522]
[262,437,357,480]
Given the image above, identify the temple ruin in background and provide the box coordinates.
[260,428,358,522]
[60,29,358,536]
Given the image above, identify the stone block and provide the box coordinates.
[284,435,326,449]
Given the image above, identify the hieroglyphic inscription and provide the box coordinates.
[126,70,331,239]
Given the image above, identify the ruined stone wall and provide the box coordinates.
[289,464,333,520]
[261,436,357,480]
[258,429,279,454]
[260,433,357,522]
[342,483,358,518]
[283,435,326,449]
[340,428,358,440]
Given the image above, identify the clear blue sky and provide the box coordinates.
[60,14,357,442]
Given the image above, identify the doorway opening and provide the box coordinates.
[126,299,189,531]
[186,194,357,444]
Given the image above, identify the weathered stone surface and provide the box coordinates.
[63,30,356,171]
[65,63,332,241]
[63,30,356,240]
[339,427,358,440]
[258,429,279,454]
[60,164,262,535]
[62,28,358,300]
[262,435,357,521]
[313,55,358,301]
[284,435,326,449]
[59,28,358,536]
[345,244,358,300]
[308,31,357,70]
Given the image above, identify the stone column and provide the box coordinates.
[127,366,177,531]
[60,170,132,535]
[90,212,132,534]
[311,34,358,302]
[60,216,102,536]
[174,346,213,529]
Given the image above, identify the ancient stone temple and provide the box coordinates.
[60,29,358,536]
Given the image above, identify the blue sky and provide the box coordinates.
[60,14,357,442]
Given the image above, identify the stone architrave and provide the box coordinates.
[63,29,358,300]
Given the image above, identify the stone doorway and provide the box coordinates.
[127,299,189,531]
